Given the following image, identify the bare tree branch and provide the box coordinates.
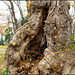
[14,1,25,25]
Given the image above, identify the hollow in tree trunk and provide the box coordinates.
[6,1,75,74]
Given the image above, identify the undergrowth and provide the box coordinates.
[2,67,8,75]
[70,33,75,50]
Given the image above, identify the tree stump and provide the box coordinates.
[6,1,75,74]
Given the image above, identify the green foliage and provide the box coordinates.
[29,58,32,61]
[2,67,8,75]
[70,33,75,41]
[70,33,75,50]
[5,27,14,44]
[70,44,75,50]
[0,39,5,45]
[25,16,29,23]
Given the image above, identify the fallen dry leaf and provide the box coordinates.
[61,54,64,57]
[54,52,58,54]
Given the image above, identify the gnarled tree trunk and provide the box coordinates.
[6,1,75,74]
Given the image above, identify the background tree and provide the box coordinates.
[5,27,13,44]
[3,1,28,33]
[3,1,17,33]
[3,0,28,44]
[5,16,13,44]
[14,1,25,25]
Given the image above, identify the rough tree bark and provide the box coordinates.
[6,1,75,74]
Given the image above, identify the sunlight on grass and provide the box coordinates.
[0,45,8,49]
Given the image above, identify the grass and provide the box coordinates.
[0,52,5,64]
[0,47,7,74]
[0,45,8,49]
[0,52,5,54]
[0,50,7,74]
[0,45,8,64]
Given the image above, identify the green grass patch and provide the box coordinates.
[0,52,5,64]
[0,52,5,54]
[0,45,8,49]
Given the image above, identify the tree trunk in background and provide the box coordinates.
[9,1,18,32]
[15,1,25,25]
[6,1,74,74]
[18,3,25,25]
[3,1,18,33]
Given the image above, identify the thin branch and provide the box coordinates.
[3,1,10,8]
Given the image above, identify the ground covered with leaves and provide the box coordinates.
[15,45,75,74]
